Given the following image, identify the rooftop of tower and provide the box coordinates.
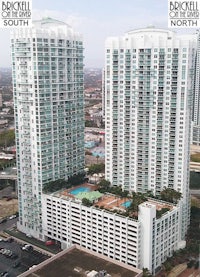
[11,17,82,39]
[11,17,82,38]
[126,26,174,35]
[33,17,71,29]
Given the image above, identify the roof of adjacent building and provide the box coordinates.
[19,245,143,277]
[33,17,70,28]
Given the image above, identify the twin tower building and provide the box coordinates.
[11,18,199,273]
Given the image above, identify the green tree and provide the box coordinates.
[68,172,86,186]
[88,163,105,175]
[0,129,15,147]
[110,185,123,196]
[85,120,98,127]
[43,179,68,193]
[98,179,110,192]
[144,190,154,198]
[85,150,92,156]
[142,268,153,277]
[163,260,173,273]
[82,198,92,207]
[121,190,129,198]
[96,154,100,164]
[0,159,16,170]
[128,192,147,212]
[156,207,170,218]
[160,188,182,204]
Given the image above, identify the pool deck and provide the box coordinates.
[53,184,174,213]
[55,184,129,210]
[95,194,130,211]
[58,183,98,200]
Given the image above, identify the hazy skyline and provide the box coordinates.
[0,0,196,68]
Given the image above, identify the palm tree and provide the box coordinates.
[142,268,153,277]
[160,188,182,204]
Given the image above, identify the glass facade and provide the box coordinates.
[11,18,85,239]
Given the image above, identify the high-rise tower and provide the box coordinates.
[11,18,84,240]
[105,27,197,238]
[192,32,200,145]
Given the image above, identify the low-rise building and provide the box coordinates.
[42,184,183,274]
[19,244,142,277]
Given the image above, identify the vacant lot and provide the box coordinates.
[191,195,200,208]
[191,153,200,162]
[0,198,18,219]
[0,186,18,219]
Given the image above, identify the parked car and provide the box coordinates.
[9,215,16,220]
[0,218,7,224]
[12,261,20,268]
[11,253,18,259]
[4,249,12,257]
[45,240,55,246]
[0,272,9,277]
[6,197,12,201]
[22,244,33,251]
[7,238,13,243]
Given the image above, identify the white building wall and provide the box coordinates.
[138,203,156,272]
[138,201,181,274]
[153,209,180,271]
[192,32,200,145]
[42,194,181,274]
[105,27,197,239]
[42,194,141,268]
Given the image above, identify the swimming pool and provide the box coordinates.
[70,187,90,195]
[92,152,105,157]
[121,200,132,208]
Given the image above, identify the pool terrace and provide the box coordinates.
[94,194,131,211]
[53,183,98,200]
[50,184,175,214]
[51,184,131,211]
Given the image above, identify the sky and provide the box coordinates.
[0,0,196,68]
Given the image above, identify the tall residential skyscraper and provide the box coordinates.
[11,18,84,240]
[105,27,197,238]
[192,32,200,145]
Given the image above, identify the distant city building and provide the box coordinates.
[0,92,2,107]
[42,186,182,274]
[104,27,197,239]
[192,32,200,145]
[0,119,8,128]
[11,18,85,239]
[3,101,14,107]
